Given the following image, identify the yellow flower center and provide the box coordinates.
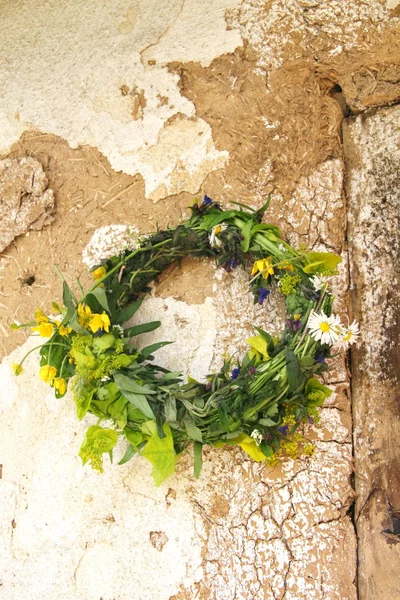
[319,322,331,333]
[215,225,222,235]
[343,331,352,342]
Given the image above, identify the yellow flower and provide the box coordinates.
[77,303,93,327]
[57,322,72,336]
[280,263,294,272]
[53,377,67,395]
[34,307,49,324]
[12,363,23,376]
[92,266,107,282]
[88,312,111,333]
[31,322,54,337]
[251,258,274,278]
[39,365,57,384]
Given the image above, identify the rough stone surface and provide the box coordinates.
[344,104,400,600]
[0,157,54,252]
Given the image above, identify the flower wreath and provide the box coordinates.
[12,196,359,485]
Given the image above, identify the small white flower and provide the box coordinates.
[338,320,360,349]
[209,223,228,248]
[250,429,263,446]
[310,275,331,292]
[307,311,342,346]
[112,324,124,337]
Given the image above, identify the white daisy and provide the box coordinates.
[338,320,360,349]
[307,311,342,345]
[310,275,331,292]
[250,429,263,446]
[209,223,228,248]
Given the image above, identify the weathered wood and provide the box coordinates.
[344,104,400,600]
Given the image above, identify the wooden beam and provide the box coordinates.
[344,104,400,599]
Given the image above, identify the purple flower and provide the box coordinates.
[205,382,211,391]
[231,368,240,380]
[292,319,302,332]
[258,287,270,305]
[203,194,213,206]
[286,318,302,331]
[249,366,256,376]
[223,258,240,272]
[277,425,289,436]
[314,351,325,364]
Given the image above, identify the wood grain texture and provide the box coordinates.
[344,104,400,600]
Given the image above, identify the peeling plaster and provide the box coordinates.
[0,0,241,199]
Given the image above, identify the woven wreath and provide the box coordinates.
[12,196,359,485]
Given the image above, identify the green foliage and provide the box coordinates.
[79,425,118,472]
[13,196,347,485]
[141,422,176,486]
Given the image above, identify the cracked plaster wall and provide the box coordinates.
[0,0,241,201]
[0,160,356,600]
[0,1,365,598]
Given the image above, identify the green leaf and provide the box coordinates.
[124,321,161,337]
[240,218,254,252]
[164,394,177,422]
[247,335,270,362]
[62,280,75,310]
[254,196,271,220]
[198,210,237,231]
[114,297,144,324]
[285,294,310,316]
[107,395,128,428]
[218,401,230,433]
[303,251,342,275]
[160,371,182,381]
[250,223,282,239]
[120,389,155,420]
[118,444,136,465]
[183,414,203,442]
[124,427,143,447]
[265,402,278,417]
[193,441,203,478]
[114,372,156,394]
[259,417,278,427]
[68,312,89,335]
[285,349,304,393]
[305,377,332,406]
[86,287,110,313]
[260,441,274,458]
[92,333,117,355]
[253,326,275,353]
[140,341,173,359]
[141,422,176,486]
